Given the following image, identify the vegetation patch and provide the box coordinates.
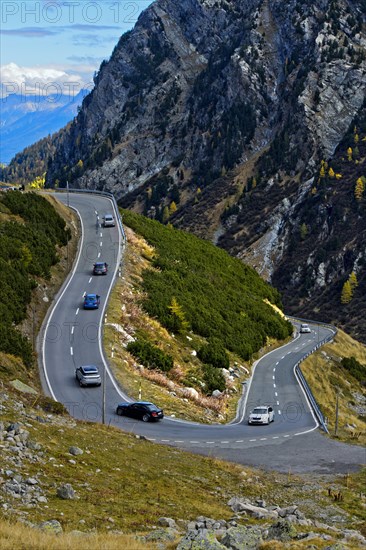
[121,210,292,361]
[301,330,366,446]
[0,192,71,366]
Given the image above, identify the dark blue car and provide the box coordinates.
[83,293,100,309]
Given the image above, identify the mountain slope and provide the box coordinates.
[2,0,366,340]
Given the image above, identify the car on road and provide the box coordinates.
[75,365,101,387]
[116,401,164,422]
[102,214,115,227]
[300,323,311,333]
[83,293,100,309]
[93,262,108,275]
[248,406,274,425]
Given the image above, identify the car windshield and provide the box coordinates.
[252,408,267,414]
[95,263,104,268]
[105,215,113,220]
[83,367,98,373]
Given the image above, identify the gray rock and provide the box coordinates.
[26,440,41,451]
[6,423,21,434]
[266,520,297,542]
[57,483,75,500]
[38,520,63,534]
[144,527,178,543]
[221,525,263,550]
[277,505,298,518]
[26,478,38,485]
[69,446,83,456]
[158,517,177,528]
[177,529,226,550]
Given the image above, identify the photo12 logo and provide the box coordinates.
[1,1,142,25]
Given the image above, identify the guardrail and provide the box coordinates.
[54,186,127,242]
[289,317,337,433]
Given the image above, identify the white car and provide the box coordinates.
[300,323,311,333]
[248,406,274,425]
[103,214,115,227]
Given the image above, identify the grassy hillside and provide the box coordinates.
[121,210,292,360]
[0,361,365,547]
[301,330,366,446]
[0,191,71,367]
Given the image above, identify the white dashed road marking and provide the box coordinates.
[76,308,79,315]
[278,410,281,415]
[100,241,103,247]
[70,347,73,356]
[275,392,278,397]
[97,252,101,258]
[71,326,75,335]
[88,277,92,283]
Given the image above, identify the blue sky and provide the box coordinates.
[1,1,154,97]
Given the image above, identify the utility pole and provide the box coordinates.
[66,180,69,207]
[102,365,106,425]
[334,389,339,436]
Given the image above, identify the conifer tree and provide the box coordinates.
[354,177,365,201]
[300,223,308,240]
[169,201,177,215]
[328,167,335,178]
[349,271,358,290]
[162,205,170,223]
[341,280,353,304]
[347,147,353,161]
[168,297,190,333]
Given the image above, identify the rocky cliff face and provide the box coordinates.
[43,0,366,339]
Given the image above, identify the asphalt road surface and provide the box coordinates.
[40,192,365,474]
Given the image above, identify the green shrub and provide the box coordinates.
[341,356,366,385]
[198,338,230,369]
[127,339,174,372]
[38,397,67,415]
[0,192,70,366]
[0,324,33,368]
[122,210,292,362]
[203,364,226,394]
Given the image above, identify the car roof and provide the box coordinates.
[118,401,154,406]
[104,214,113,218]
[81,365,99,372]
[94,262,105,266]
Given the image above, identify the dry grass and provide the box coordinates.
[301,330,366,445]
[0,520,157,549]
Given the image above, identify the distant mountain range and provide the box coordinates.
[0,91,86,164]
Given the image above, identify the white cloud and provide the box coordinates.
[0,62,93,98]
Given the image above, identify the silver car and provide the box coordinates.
[248,406,274,425]
[75,365,101,387]
[102,214,115,227]
[300,323,311,333]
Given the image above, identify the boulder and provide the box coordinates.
[266,520,297,542]
[158,517,177,528]
[57,483,75,500]
[69,446,83,456]
[38,520,63,534]
[221,525,263,550]
[177,529,226,550]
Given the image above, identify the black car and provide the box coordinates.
[93,262,108,275]
[116,401,164,422]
